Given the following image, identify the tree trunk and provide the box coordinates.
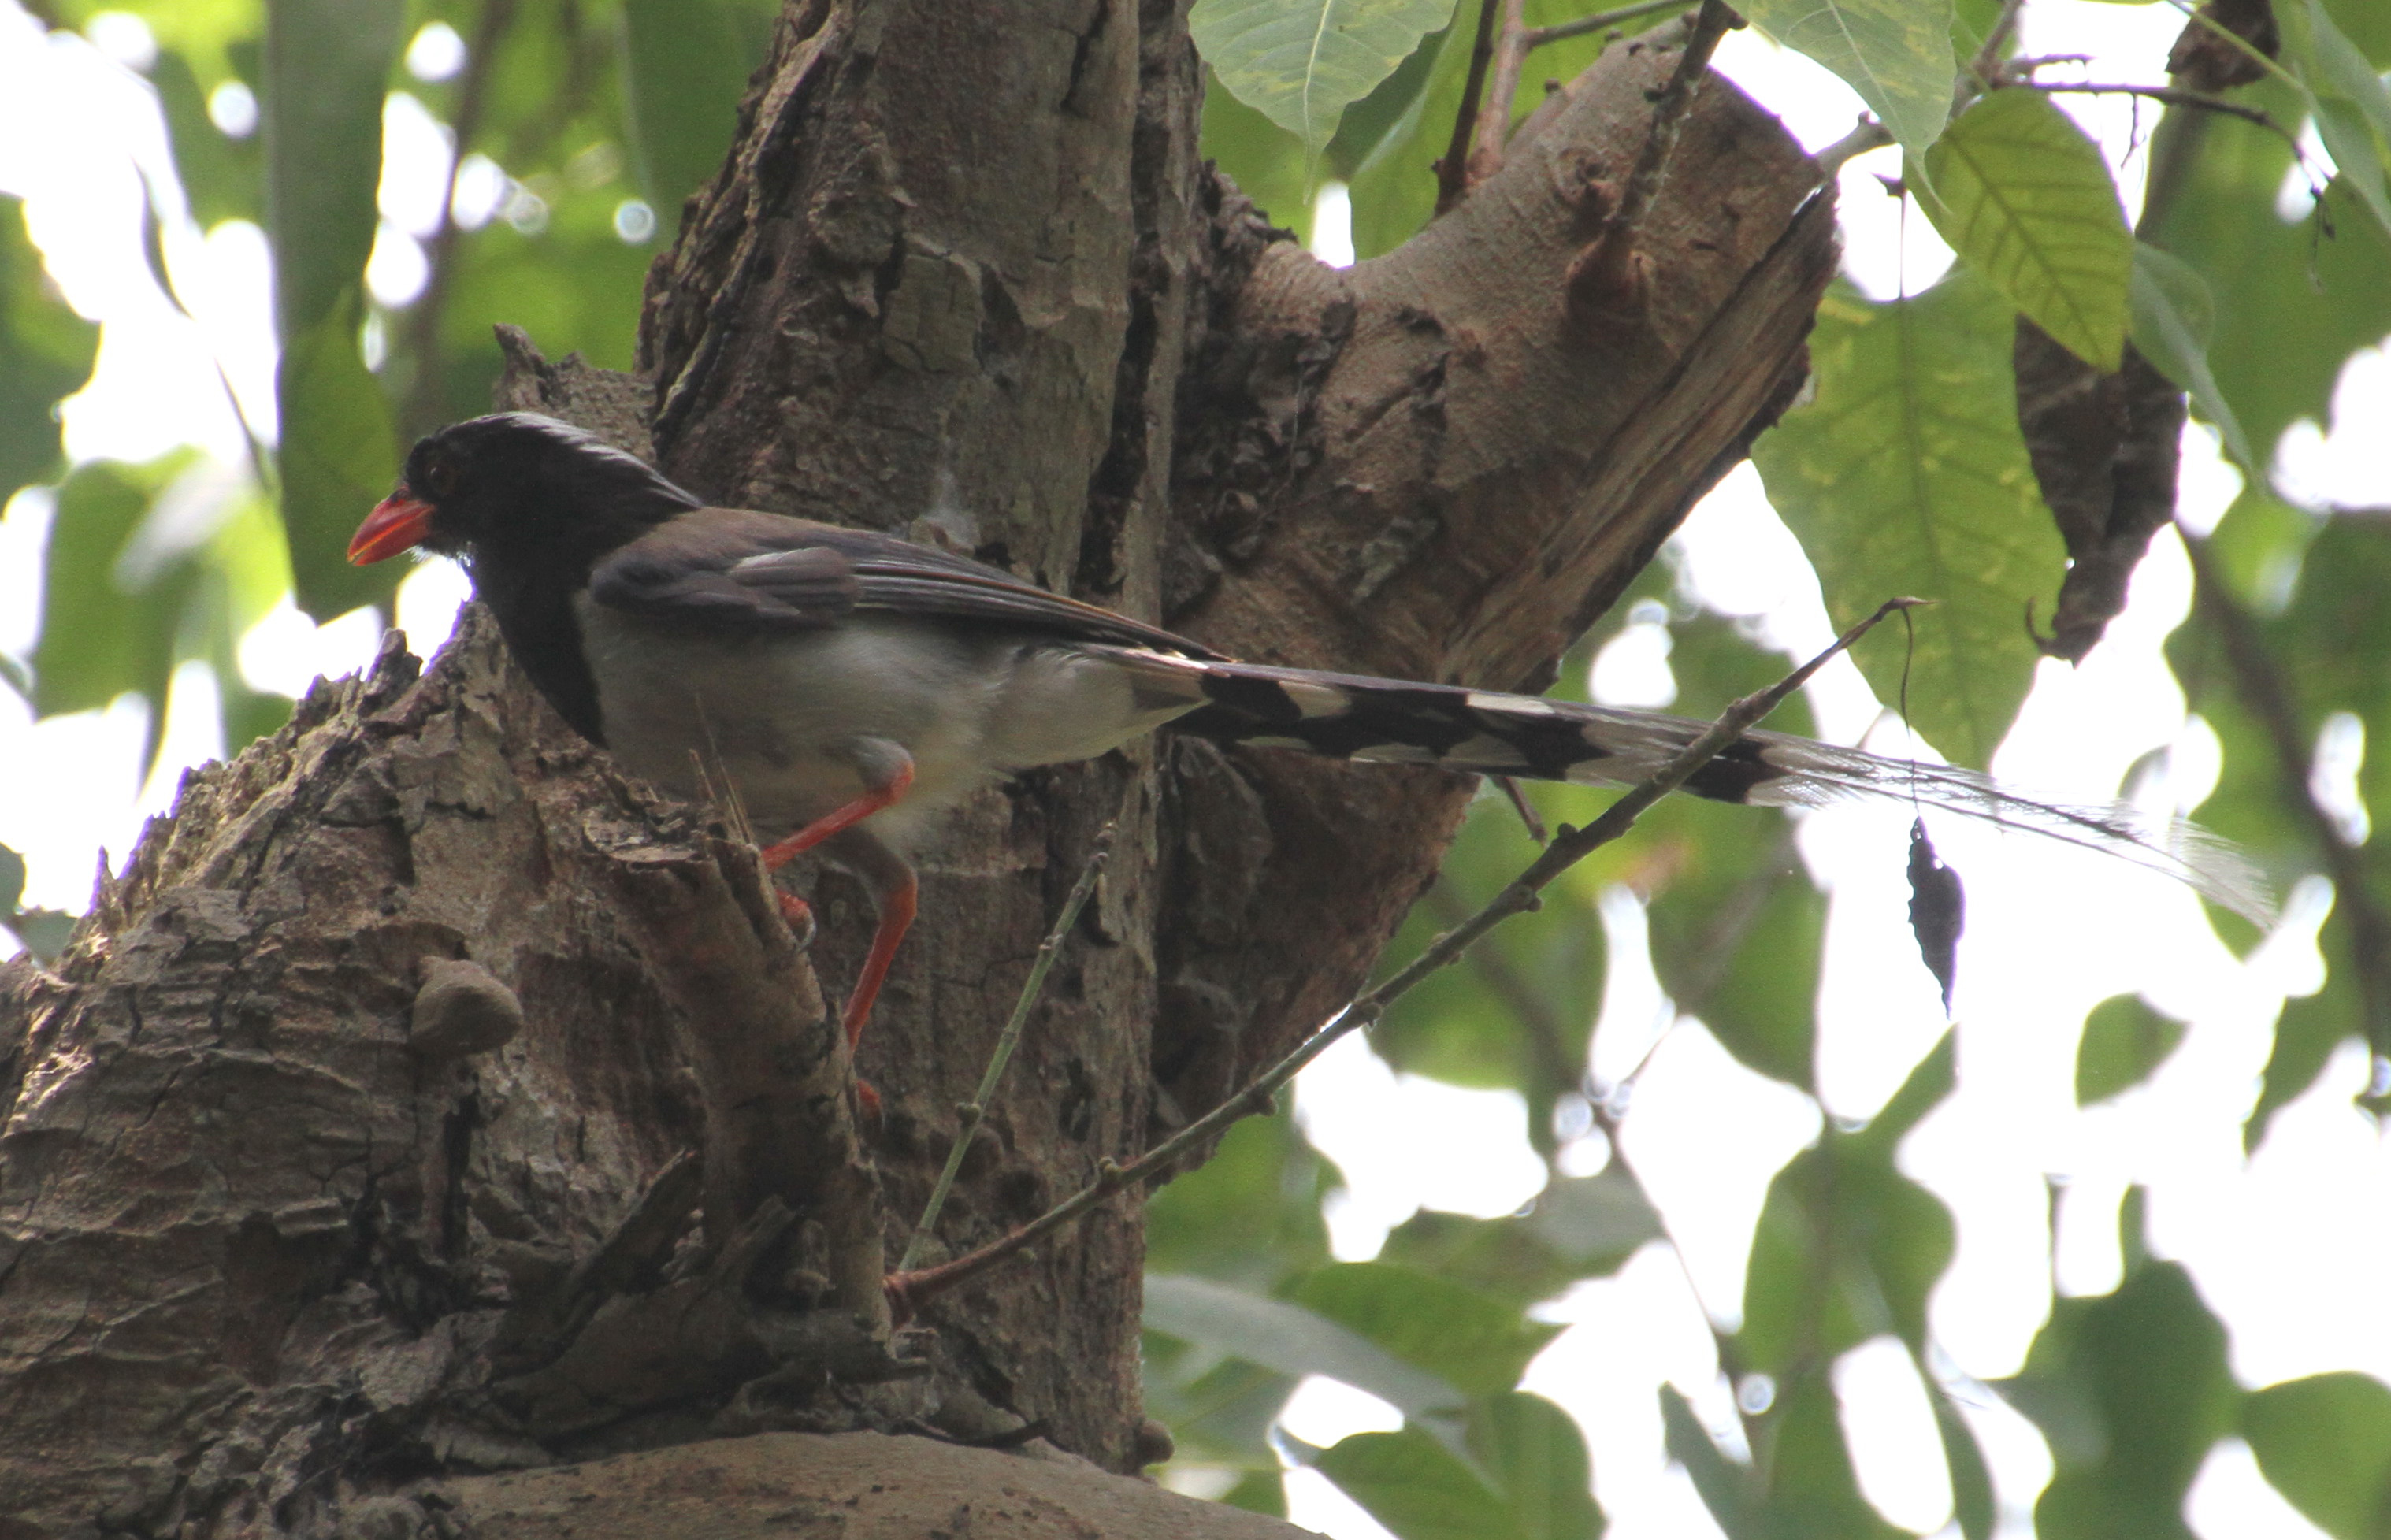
[0,2,1834,1534]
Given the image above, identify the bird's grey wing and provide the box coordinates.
[590,510,1219,656]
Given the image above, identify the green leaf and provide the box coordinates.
[2243,1371,2391,1540]
[1339,0,1642,260]
[0,197,99,513]
[1190,0,1461,161]
[1143,1272,1466,1416]
[1998,1258,2237,1540]
[2127,241,2256,473]
[1660,1386,1758,1538]
[0,841,24,917]
[1286,1262,1561,1397]
[1739,0,1955,161]
[2076,993,2189,1104]
[1377,1167,1664,1307]
[1468,1392,1603,1540]
[1315,1425,1507,1538]
[152,45,264,229]
[2249,978,2352,1151]
[1202,68,1320,240]
[1741,1036,1956,1370]
[32,455,204,733]
[2140,114,2391,473]
[1739,1368,1909,1539]
[262,0,401,342]
[1315,1393,1601,1540]
[1753,273,2066,770]
[1921,89,2133,371]
[2302,0,2391,243]
[1932,1386,1998,1540]
[276,290,399,620]
[1146,1104,1337,1290]
[618,0,778,217]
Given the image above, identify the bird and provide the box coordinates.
[348,412,2268,1045]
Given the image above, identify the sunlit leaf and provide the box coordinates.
[1741,1036,1955,1368]
[1998,1256,2237,1540]
[2243,1371,2391,1540]
[263,0,401,341]
[1315,1393,1601,1540]
[2140,114,2391,473]
[32,455,203,740]
[2076,993,2189,1104]
[1747,1368,1910,1538]
[1921,89,2133,371]
[277,291,398,619]
[1378,1168,1663,1305]
[152,46,263,229]
[1740,0,1955,161]
[0,198,99,514]
[2127,241,2255,473]
[1190,0,1460,161]
[1287,1262,1559,1397]
[1144,1272,1466,1416]
[1753,273,2065,770]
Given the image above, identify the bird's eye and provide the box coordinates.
[424,458,460,498]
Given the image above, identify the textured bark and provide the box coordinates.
[0,0,1835,1534]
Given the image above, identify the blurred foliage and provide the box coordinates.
[4,0,2391,1536]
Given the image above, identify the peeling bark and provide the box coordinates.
[0,1,1834,1532]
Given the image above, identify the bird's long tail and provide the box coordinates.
[1145,652,2271,923]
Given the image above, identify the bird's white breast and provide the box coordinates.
[572,599,1200,852]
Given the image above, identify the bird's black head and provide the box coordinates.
[348,413,700,580]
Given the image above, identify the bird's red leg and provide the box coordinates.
[756,749,919,1056]
[757,757,917,870]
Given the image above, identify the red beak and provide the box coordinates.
[349,492,435,564]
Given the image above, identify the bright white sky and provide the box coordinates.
[2,5,2388,1538]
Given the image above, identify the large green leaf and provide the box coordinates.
[1998,1256,2237,1540]
[0,198,99,517]
[263,0,400,342]
[32,455,203,733]
[1286,1262,1561,1397]
[276,290,398,618]
[1315,1393,1602,1540]
[2076,993,2189,1104]
[1753,273,2065,770]
[2295,0,2391,243]
[1377,1167,1663,1308]
[1739,1035,1957,1370]
[1740,0,1955,161]
[1190,0,1460,161]
[618,0,778,218]
[1341,0,1635,260]
[1921,89,2133,371]
[152,44,264,230]
[264,0,402,618]
[2243,1372,2391,1540]
[2141,114,2391,474]
[2126,241,2255,474]
[1147,1104,1337,1289]
[1144,1272,1466,1416]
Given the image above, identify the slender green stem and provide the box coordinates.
[896,823,1116,1273]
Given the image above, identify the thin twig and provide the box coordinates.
[2010,80,2281,134]
[896,825,1115,1273]
[1967,0,2027,89]
[1436,0,1505,215]
[883,597,1921,1318]
[1814,117,1894,182]
[1524,0,1699,50]
[1565,0,1742,319]
[1467,0,1532,186]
